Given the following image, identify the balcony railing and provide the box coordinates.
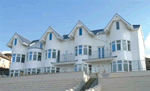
[88,50,112,60]
[56,54,75,63]
[28,45,42,49]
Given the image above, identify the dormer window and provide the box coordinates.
[49,33,52,40]
[116,22,120,30]
[79,28,82,36]
[14,38,17,45]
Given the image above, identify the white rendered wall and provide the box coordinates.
[108,19,132,60]
[10,35,27,70]
[26,48,43,69]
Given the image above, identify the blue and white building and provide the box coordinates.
[7,14,146,77]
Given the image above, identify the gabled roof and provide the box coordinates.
[7,33,31,48]
[91,29,104,35]
[68,20,95,38]
[40,26,63,42]
[104,13,133,32]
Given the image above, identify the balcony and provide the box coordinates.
[52,54,76,65]
[28,41,42,49]
[83,50,116,62]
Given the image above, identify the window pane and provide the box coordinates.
[128,41,131,51]
[129,61,132,71]
[84,45,87,55]
[102,47,105,58]
[79,28,82,36]
[48,49,51,58]
[52,49,56,58]
[118,60,122,71]
[75,46,78,56]
[49,33,52,40]
[38,52,42,61]
[16,54,20,62]
[33,52,37,60]
[40,43,42,48]
[122,40,127,50]
[117,40,121,50]
[21,55,25,63]
[29,52,32,60]
[116,22,120,30]
[118,64,122,71]
[79,45,82,55]
[32,69,36,74]
[12,54,16,62]
[14,38,17,45]
[112,42,116,52]
[89,46,92,56]
[98,48,101,58]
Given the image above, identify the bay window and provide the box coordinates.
[111,40,130,52]
[112,60,132,72]
[75,45,92,56]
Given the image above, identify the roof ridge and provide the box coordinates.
[16,33,31,42]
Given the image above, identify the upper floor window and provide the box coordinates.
[14,38,17,45]
[12,54,16,62]
[79,45,82,55]
[98,47,105,58]
[79,28,82,36]
[49,33,52,40]
[12,54,25,63]
[112,41,116,52]
[111,40,131,52]
[116,22,120,30]
[40,43,42,48]
[117,40,121,50]
[75,45,92,56]
[29,52,32,61]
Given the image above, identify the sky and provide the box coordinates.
[0,0,150,56]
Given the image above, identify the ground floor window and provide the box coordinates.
[112,60,132,72]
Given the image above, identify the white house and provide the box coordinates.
[7,14,146,77]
